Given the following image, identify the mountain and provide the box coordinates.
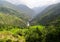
[0,0,35,21]
[0,13,26,28]
[0,0,28,28]
[30,3,60,26]
[33,6,48,14]
[17,4,35,20]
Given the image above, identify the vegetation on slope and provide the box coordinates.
[31,3,60,26]
[0,30,25,42]
[0,7,29,21]
[0,13,26,29]
[29,3,60,42]
[0,24,60,42]
[0,1,60,42]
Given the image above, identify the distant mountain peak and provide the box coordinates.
[18,4,28,8]
[17,4,32,11]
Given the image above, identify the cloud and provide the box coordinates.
[6,0,59,8]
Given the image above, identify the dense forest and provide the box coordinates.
[0,0,60,42]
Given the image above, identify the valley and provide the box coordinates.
[0,0,60,42]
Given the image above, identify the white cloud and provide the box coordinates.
[6,0,59,8]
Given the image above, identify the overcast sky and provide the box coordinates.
[6,0,60,8]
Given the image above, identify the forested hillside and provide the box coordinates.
[29,3,60,42]
[31,3,60,26]
[0,0,35,21]
[0,0,60,42]
[0,13,26,28]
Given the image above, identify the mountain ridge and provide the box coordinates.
[30,3,60,26]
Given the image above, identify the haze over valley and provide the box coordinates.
[0,0,60,42]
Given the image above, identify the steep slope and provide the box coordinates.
[17,4,35,20]
[31,3,60,26]
[0,6,28,21]
[0,0,27,28]
[0,0,33,21]
[0,13,26,28]
[33,6,48,14]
